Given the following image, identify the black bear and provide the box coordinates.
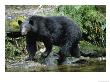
[18,15,82,64]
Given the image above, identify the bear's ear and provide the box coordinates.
[29,20,34,26]
[18,20,22,25]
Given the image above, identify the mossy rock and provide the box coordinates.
[6,16,26,31]
[79,41,105,57]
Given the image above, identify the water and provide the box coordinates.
[5,56,106,72]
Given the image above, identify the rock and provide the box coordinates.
[74,59,88,64]
[7,61,46,68]
[63,57,80,65]
[40,53,59,66]
[80,49,99,57]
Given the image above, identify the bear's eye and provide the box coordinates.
[29,20,34,26]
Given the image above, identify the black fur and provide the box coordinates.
[18,16,82,64]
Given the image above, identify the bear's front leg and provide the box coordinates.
[25,43,37,61]
[25,35,37,61]
[39,30,53,58]
[41,38,52,58]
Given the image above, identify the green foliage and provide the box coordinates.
[5,37,26,63]
[79,41,105,54]
[52,46,60,53]
[55,5,106,47]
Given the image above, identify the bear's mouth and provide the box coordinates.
[21,31,27,35]
[21,28,28,35]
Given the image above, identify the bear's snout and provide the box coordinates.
[21,28,28,35]
[21,31,27,35]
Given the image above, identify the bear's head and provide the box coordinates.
[18,19,37,35]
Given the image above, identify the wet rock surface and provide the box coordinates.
[80,49,106,58]
[5,52,106,72]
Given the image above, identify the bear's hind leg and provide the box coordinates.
[57,41,72,65]
[70,44,80,58]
